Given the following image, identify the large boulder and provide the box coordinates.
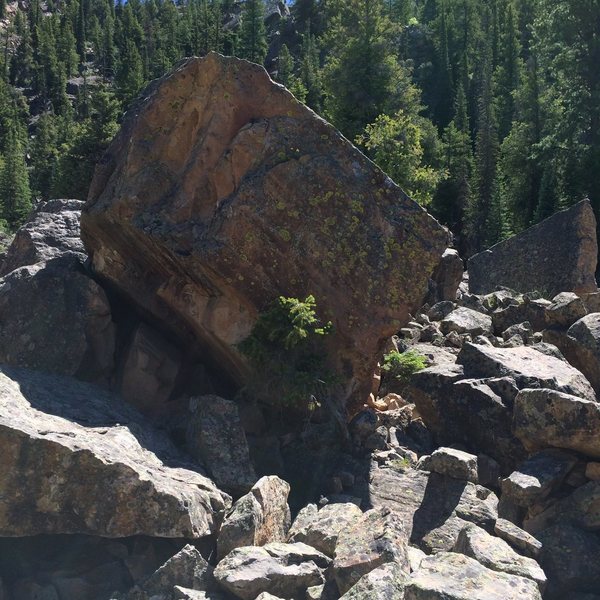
[217,476,291,560]
[564,313,600,396]
[213,542,330,600]
[513,388,600,458]
[0,199,86,276]
[405,552,542,600]
[457,342,596,400]
[81,52,449,408]
[0,199,115,383]
[467,200,598,297]
[0,365,230,537]
[186,395,256,496]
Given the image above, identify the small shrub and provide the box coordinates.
[238,295,336,410]
[381,349,427,387]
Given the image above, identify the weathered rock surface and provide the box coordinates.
[428,248,463,303]
[440,307,492,336]
[81,52,449,408]
[186,395,256,495]
[217,476,290,560]
[564,313,600,396]
[0,199,86,276]
[128,544,215,599]
[0,365,230,537]
[338,562,407,600]
[453,524,546,590]
[458,342,596,399]
[467,200,598,297]
[0,258,116,381]
[405,552,542,600]
[417,447,479,483]
[513,388,600,458]
[288,502,362,557]
[368,467,498,553]
[332,507,410,594]
[537,523,600,598]
[545,292,588,328]
[500,450,577,507]
[494,518,542,558]
[213,542,329,600]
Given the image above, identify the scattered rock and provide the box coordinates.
[513,388,600,458]
[494,518,542,558]
[440,307,493,336]
[427,301,456,321]
[288,502,363,557]
[186,395,256,496]
[0,365,229,537]
[405,552,542,600]
[82,52,449,410]
[453,523,546,590]
[217,476,291,560]
[585,462,600,481]
[332,507,410,594]
[500,450,577,507]
[417,447,479,483]
[214,542,329,600]
[467,199,597,297]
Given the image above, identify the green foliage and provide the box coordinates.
[358,110,444,206]
[381,350,427,387]
[238,0,267,64]
[238,295,336,410]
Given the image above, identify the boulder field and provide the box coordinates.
[0,55,600,600]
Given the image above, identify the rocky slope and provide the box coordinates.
[0,56,599,600]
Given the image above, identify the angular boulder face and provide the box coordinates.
[0,365,230,538]
[468,200,598,297]
[81,52,449,407]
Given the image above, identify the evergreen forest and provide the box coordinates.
[0,0,598,257]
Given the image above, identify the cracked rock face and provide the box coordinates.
[81,52,449,409]
[0,365,230,538]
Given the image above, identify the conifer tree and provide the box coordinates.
[239,0,267,65]
[116,39,144,102]
[0,126,32,229]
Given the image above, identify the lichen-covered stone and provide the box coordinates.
[493,519,542,558]
[339,562,407,599]
[453,524,546,591]
[565,313,600,396]
[500,450,577,507]
[405,552,542,600]
[287,502,363,556]
[0,365,230,538]
[513,388,600,458]
[417,447,479,483]
[333,507,410,594]
[468,200,597,297]
[81,52,449,410]
[440,307,492,336]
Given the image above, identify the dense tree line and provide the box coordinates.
[0,0,597,258]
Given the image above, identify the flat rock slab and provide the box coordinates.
[405,552,542,600]
[338,562,407,599]
[0,365,230,537]
[458,342,596,400]
[81,52,449,408]
[467,199,597,297]
[514,388,600,458]
[368,467,498,553]
[440,307,492,336]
